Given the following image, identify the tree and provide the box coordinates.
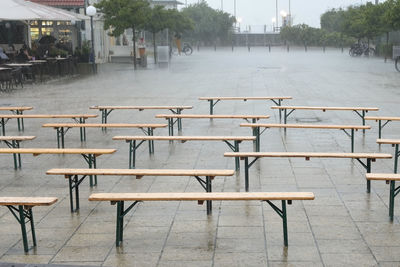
[96,0,150,68]
[143,6,168,64]
[320,8,345,33]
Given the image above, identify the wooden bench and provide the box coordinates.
[0,136,36,169]
[366,173,400,220]
[46,168,234,213]
[198,97,292,119]
[271,106,379,131]
[0,148,116,186]
[42,123,167,150]
[224,152,392,192]
[112,135,256,170]
[89,192,314,247]
[0,114,98,139]
[0,197,58,252]
[365,116,400,138]
[0,106,33,131]
[240,123,371,152]
[89,105,193,129]
[376,139,400,173]
[155,114,270,136]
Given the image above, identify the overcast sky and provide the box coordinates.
[183,0,378,31]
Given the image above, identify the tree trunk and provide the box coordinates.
[132,25,137,69]
[153,32,157,64]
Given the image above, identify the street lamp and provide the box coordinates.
[86,5,97,74]
[280,10,288,27]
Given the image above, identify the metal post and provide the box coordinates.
[88,154,93,187]
[12,140,18,170]
[29,208,36,247]
[90,16,96,74]
[116,201,124,246]
[148,128,154,154]
[234,140,240,171]
[378,120,382,139]
[362,110,366,134]
[389,180,395,220]
[244,157,250,192]
[206,176,212,214]
[284,109,287,124]
[282,200,288,246]
[74,175,80,211]
[1,118,5,135]
[177,109,182,131]
[18,205,29,252]
[278,99,282,121]
[367,159,371,193]
[395,144,399,174]
[68,176,74,212]
[209,100,214,115]
[129,140,136,169]
[351,129,354,153]
[168,118,174,136]
[61,127,65,149]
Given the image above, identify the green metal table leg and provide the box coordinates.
[79,118,86,142]
[351,128,354,153]
[129,140,136,169]
[16,110,23,132]
[18,205,29,253]
[234,141,240,171]
[209,100,214,115]
[168,118,174,136]
[379,120,382,139]
[88,154,94,187]
[60,127,65,148]
[12,140,18,169]
[389,180,395,221]
[284,109,287,124]
[93,155,97,186]
[206,176,212,215]
[366,159,371,193]
[256,127,260,152]
[1,118,5,135]
[282,200,288,246]
[29,208,36,247]
[244,157,250,192]
[362,110,366,134]
[394,144,399,174]
[148,128,154,154]
[116,201,124,246]
[177,109,182,131]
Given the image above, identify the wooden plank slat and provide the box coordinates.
[0,114,98,119]
[199,97,293,101]
[0,107,33,111]
[112,136,256,141]
[271,106,379,111]
[42,123,167,128]
[0,197,58,206]
[89,192,315,201]
[0,148,116,155]
[46,168,235,177]
[155,114,270,119]
[366,173,400,181]
[377,139,400,145]
[224,152,392,159]
[90,106,193,110]
[365,116,400,121]
[240,123,371,130]
[0,136,36,141]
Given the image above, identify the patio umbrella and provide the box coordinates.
[0,0,88,21]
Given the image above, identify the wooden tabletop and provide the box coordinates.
[113,136,256,141]
[5,63,33,67]
[0,148,117,155]
[0,197,58,206]
[271,106,379,111]
[156,114,271,119]
[28,60,47,63]
[0,114,98,119]
[0,106,33,111]
[42,123,167,128]
[240,123,371,130]
[224,152,392,159]
[46,168,235,177]
[199,97,293,101]
[376,139,400,145]
[365,116,400,121]
[366,173,400,180]
[89,192,315,202]
[0,136,36,141]
[90,105,193,110]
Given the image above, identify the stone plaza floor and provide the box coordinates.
[0,47,400,266]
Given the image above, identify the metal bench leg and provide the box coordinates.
[168,118,174,136]
[351,129,354,153]
[67,175,87,212]
[177,109,183,131]
[234,141,240,171]
[16,110,24,131]
[265,200,289,246]
[389,181,395,220]
[147,128,154,154]
[206,176,212,215]
[366,159,371,193]
[79,118,86,142]
[245,157,250,192]
[129,140,136,169]
[1,118,5,135]
[209,100,214,115]
[394,144,399,174]
[114,200,140,247]
[379,120,382,139]
[18,205,29,252]
[56,127,65,149]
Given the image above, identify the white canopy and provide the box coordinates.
[0,0,88,21]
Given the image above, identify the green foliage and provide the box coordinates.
[181,2,235,45]
[280,24,355,47]
[96,0,150,37]
[320,8,345,33]
[74,41,90,62]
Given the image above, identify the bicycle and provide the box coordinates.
[171,43,193,56]
[349,42,375,57]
